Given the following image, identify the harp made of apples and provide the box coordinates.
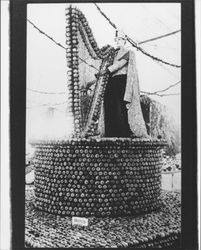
[66,5,115,138]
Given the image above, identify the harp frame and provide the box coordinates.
[65,5,115,138]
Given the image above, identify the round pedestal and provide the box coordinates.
[31,138,166,217]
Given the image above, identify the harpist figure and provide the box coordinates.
[85,29,148,138]
[101,29,148,138]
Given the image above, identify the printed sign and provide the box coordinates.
[72,217,89,227]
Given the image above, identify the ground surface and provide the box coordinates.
[25,186,181,248]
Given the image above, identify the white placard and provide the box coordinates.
[72,217,89,227]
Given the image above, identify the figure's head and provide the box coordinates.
[115,29,127,48]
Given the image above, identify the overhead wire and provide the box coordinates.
[141,92,180,97]
[27,88,66,95]
[151,80,180,94]
[138,29,181,45]
[27,101,68,109]
[27,11,180,103]
[126,40,181,79]
[141,80,180,97]
[27,19,66,50]
[127,36,180,68]
[94,3,181,68]
[28,79,180,101]
[27,19,99,71]
[125,34,180,78]
[28,13,180,69]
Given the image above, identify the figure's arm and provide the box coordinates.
[107,59,127,73]
[96,52,130,76]
[80,79,96,92]
[86,80,96,89]
[94,58,127,77]
[107,52,129,73]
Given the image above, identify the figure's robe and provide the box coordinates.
[98,48,148,138]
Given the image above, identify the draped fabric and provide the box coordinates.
[126,50,148,137]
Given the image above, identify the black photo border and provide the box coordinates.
[10,0,197,249]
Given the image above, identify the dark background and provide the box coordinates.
[10,0,197,249]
